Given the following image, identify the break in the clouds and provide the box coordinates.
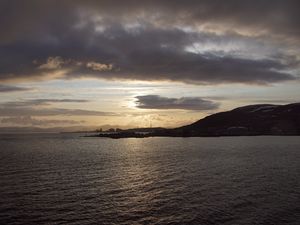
[0,0,299,85]
[135,95,219,111]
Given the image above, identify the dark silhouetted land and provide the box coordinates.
[89,103,300,138]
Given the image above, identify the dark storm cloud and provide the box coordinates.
[1,0,300,40]
[0,0,299,85]
[0,84,32,92]
[135,95,219,110]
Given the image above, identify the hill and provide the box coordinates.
[173,103,300,136]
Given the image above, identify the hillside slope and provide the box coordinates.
[174,103,300,136]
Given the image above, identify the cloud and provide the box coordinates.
[1,116,84,126]
[0,1,299,85]
[1,99,90,108]
[0,99,115,116]
[86,62,113,71]
[0,28,296,85]
[38,56,64,69]
[0,107,115,117]
[135,95,219,110]
[0,84,32,92]
[32,99,89,104]
[1,1,300,40]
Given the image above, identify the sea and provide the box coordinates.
[0,133,299,225]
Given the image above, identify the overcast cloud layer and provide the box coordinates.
[0,0,299,85]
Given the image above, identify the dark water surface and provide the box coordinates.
[0,134,299,225]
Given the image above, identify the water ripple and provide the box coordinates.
[0,135,299,225]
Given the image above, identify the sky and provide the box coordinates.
[0,0,299,130]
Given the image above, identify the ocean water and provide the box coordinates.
[0,134,299,225]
